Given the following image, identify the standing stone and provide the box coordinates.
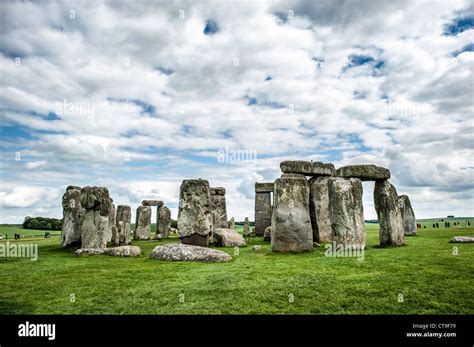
[116,205,132,245]
[243,217,250,237]
[309,176,332,243]
[156,205,171,239]
[61,186,84,247]
[177,179,212,247]
[135,205,152,240]
[210,187,228,229]
[108,200,117,243]
[328,178,365,248]
[228,217,235,230]
[374,180,405,246]
[271,173,313,252]
[398,195,416,236]
[263,226,272,241]
[255,183,273,237]
[80,186,112,249]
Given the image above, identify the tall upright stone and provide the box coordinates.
[61,186,84,247]
[108,200,117,243]
[271,173,313,252]
[328,178,365,248]
[309,176,332,243]
[135,205,152,240]
[80,186,112,249]
[177,179,212,247]
[116,205,131,245]
[374,180,405,246]
[398,195,416,236]
[228,217,235,230]
[243,217,250,237]
[210,187,228,229]
[156,205,171,239]
[254,182,273,237]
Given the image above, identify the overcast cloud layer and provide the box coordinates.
[0,0,473,223]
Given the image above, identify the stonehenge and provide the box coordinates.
[255,160,415,251]
[177,179,213,247]
[135,206,152,240]
[60,159,415,258]
[271,173,313,252]
[254,182,273,236]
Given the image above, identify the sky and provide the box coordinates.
[0,0,473,224]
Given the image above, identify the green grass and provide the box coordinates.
[0,222,473,314]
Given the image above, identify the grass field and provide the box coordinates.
[0,220,473,314]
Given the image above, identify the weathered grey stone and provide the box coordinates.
[104,246,142,257]
[255,189,272,237]
[141,200,163,207]
[61,186,84,247]
[177,179,212,246]
[271,173,313,252]
[263,226,272,241]
[336,164,390,181]
[280,160,335,176]
[374,180,405,246]
[156,205,171,239]
[108,201,117,243]
[309,176,333,243]
[213,228,246,247]
[75,248,106,256]
[255,182,274,193]
[75,246,142,257]
[252,245,262,251]
[449,236,474,243]
[228,217,235,230]
[116,205,131,245]
[80,186,112,249]
[135,205,152,240]
[328,178,365,249]
[149,243,232,262]
[398,195,416,236]
[210,187,228,229]
[243,217,251,237]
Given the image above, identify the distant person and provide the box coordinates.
[436,222,439,228]
[433,223,436,228]
[468,221,471,227]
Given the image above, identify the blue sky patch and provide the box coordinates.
[444,16,474,35]
[204,19,219,35]
[452,43,474,57]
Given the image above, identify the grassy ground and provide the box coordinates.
[0,221,473,314]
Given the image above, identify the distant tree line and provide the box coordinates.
[22,216,63,231]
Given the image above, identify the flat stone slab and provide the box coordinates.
[149,243,232,262]
[255,182,274,193]
[449,236,474,243]
[104,246,142,256]
[213,228,246,247]
[75,246,142,256]
[336,164,390,181]
[141,200,164,207]
[280,161,335,176]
